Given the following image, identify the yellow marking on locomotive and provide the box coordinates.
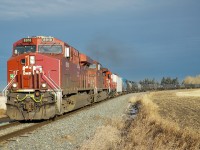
[16,94,43,103]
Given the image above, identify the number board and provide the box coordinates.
[23,38,32,43]
[42,38,54,42]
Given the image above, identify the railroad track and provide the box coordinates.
[0,116,19,132]
[0,95,120,144]
[0,122,21,131]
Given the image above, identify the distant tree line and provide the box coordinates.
[161,77,179,85]
[139,77,179,86]
[134,76,200,91]
[139,78,159,85]
[137,77,180,91]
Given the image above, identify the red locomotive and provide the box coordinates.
[4,36,123,120]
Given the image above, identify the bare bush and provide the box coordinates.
[184,75,200,84]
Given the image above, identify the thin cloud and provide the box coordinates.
[0,0,140,20]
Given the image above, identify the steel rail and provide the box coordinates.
[0,122,21,131]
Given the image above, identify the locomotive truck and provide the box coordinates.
[3,36,131,120]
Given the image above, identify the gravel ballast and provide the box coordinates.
[1,93,137,150]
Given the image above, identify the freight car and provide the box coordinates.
[184,84,200,89]
[3,36,127,120]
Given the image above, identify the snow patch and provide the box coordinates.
[0,96,7,110]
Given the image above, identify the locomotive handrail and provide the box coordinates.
[42,73,62,114]
[2,71,18,96]
[42,73,62,92]
[48,71,62,91]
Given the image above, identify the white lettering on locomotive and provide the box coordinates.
[22,66,43,75]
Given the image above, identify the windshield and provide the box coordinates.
[38,45,62,54]
[14,45,36,54]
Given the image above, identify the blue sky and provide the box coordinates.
[0,0,200,89]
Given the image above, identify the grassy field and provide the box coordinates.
[80,90,200,150]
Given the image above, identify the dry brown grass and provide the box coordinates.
[0,109,6,117]
[79,91,200,150]
[79,119,123,150]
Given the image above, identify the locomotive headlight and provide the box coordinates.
[30,56,35,64]
[41,83,48,90]
[12,83,17,88]
[41,83,47,88]
[12,83,18,90]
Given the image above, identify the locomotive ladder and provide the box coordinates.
[2,71,18,96]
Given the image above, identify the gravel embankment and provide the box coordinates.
[1,93,138,150]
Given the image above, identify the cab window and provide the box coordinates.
[89,64,96,69]
[14,45,36,54]
[38,45,62,54]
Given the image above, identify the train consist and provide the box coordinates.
[3,36,136,120]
